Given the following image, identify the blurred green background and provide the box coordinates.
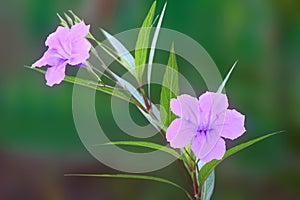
[0,0,299,199]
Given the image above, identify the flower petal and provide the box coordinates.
[45,26,70,48]
[221,109,246,140]
[170,94,200,125]
[198,91,228,117]
[69,39,91,65]
[32,49,65,68]
[69,22,91,65]
[166,119,196,148]
[191,127,221,158]
[70,22,90,40]
[191,132,206,158]
[198,92,229,139]
[199,138,226,162]
[45,26,72,60]
[45,63,67,86]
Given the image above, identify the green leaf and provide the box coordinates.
[160,44,179,127]
[201,171,215,200]
[26,66,133,103]
[108,70,163,131]
[198,131,282,187]
[97,141,182,160]
[147,3,167,97]
[64,173,194,200]
[101,29,135,73]
[109,70,146,108]
[135,1,156,81]
[217,60,238,94]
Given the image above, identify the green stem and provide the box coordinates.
[85,61,102,82]
[139,85,152,111]
[192,167,200,199]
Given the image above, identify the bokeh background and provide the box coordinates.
[0,0,299,199]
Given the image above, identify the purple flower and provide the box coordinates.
[32,22,91,86]
[166,92,246,162]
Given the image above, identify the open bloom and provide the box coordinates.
[166,92,246,162]
[32,22,91,86]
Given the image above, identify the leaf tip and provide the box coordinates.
[171,42,175,52]
[217,60,238,94]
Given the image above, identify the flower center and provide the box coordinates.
[197,126,212,136]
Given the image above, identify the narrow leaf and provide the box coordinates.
[160,44,179,127]
[96,141,182,159]
[201,171,215,200]
[26,66,133,103]
[64,174,194,200]
[110,71,145,107]
[147,3,167,98]
[109,70,162,130]
[152,14,159,27]
[135,1,156,81]
[217,60,238,93]
[138,107,165,131]
[101,29,135,72]
[198,131,282,186]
